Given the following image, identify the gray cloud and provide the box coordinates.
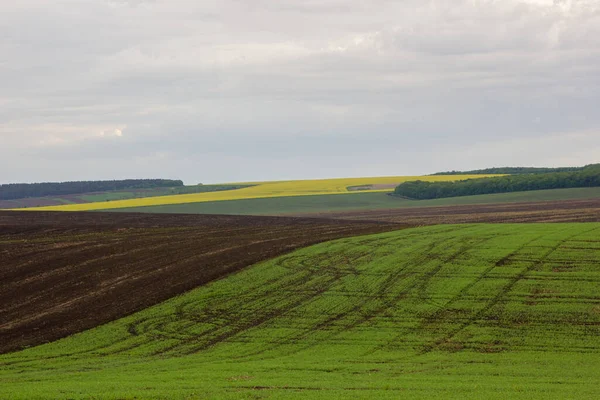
[1,0,599,183]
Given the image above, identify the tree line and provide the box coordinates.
[395,164,600,200]
[432,166,583,175]
[0,179,184,200]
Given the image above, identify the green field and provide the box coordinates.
[112,186,600,215]
[2,224,599,399]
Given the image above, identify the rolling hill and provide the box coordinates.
[1,223,599,399]
[12,175,496,211]
[0,211,399,353]
[112,186,600,217]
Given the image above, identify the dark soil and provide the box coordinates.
[299,199,600,224]
[0,211,404,354]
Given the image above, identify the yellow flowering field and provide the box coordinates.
[22,175,495,211]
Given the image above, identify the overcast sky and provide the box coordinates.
[1,0,599,184]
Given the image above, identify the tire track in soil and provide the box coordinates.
[81,240,383,356]
[216,228,481,361]
[126,224,600,362]
[417,232,548,327]
[419,225,600,354]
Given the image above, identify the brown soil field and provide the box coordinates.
[299,199,600,224]
[0,211,403,354]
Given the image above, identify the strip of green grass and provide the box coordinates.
[2,223,599,399]
[111,186,600,215]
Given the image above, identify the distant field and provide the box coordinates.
[2,224,599,399]
[114,186,600,215]
[0,184,251,209]
[313,198,600,224]
[17,175,494,211]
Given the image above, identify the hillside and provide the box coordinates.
[0,184,251,209]
[11,175,497,211]
[1,224,599,399]
[432,166,583,175]
[113,187,600,217]
[0,179,183,200]
[0,211,400,353]
[396,164,600,199]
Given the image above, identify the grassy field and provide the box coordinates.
[113,186,600,215]
[17,175,493,211]
[2,223,599,399]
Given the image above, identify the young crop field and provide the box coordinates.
[15,175,494,212]
[2,223,599,399]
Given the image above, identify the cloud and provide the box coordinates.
[0,0,599,183]
[99,127,124,138]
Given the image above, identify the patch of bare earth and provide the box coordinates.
[297,199,600,224]
[0,211,404,354]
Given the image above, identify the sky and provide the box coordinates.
[1,0,599,184]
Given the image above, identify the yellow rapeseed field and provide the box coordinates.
[22,175,495,211]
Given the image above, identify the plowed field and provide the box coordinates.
[0,211,402,353]
[300,199,600,224]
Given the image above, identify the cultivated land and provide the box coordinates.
[0,211,401,353]
[17,175,495,211]
[302,199,600,224]
[112,186,600,216]
[1,224,599,399]
[0,184,251,209]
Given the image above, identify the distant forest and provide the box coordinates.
[0,179,183,201]
[395,164,600,200]
[432,166,583,175]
